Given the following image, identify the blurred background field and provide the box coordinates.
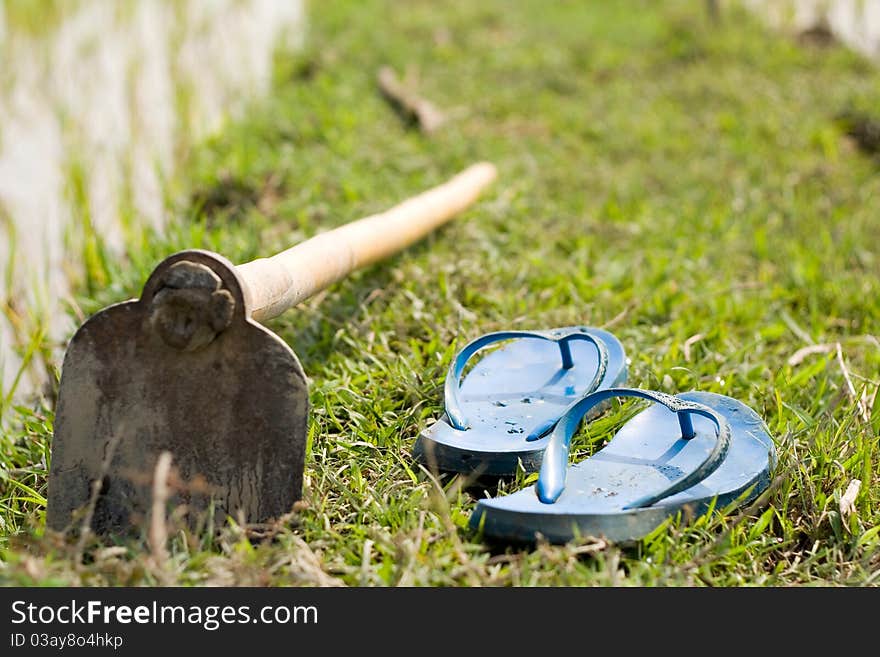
[0,0,877,585]
[0,0,303,403]
[1,0,878,416]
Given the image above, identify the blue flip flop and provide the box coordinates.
[469,388,777,544]
[413,326,627,476]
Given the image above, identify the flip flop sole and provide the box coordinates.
[414,327,627,476]
[470,391,776,543]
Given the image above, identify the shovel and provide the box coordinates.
[46,162,497,535]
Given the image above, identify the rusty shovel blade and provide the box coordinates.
[46,250,308,535]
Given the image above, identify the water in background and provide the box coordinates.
[747,0,880,60]
[0,0,304,404]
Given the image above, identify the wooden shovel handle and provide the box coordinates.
[235,162,497,322]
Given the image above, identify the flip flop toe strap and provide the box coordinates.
[536,388,732,508]
[444,328,610,431]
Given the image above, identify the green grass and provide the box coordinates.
[1,0,79,38]
[1,0,878,586]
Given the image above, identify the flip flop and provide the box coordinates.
[413,326,627,476]
[469,388,777,544]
